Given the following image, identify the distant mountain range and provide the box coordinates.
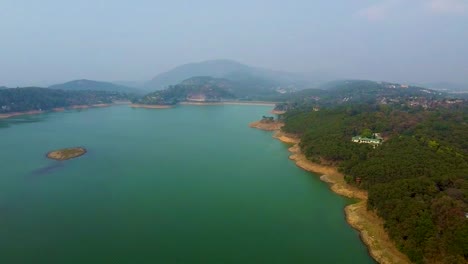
[8,59,468,101]
[144,59,328,91]
[49,79,142,94]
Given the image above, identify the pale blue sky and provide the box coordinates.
[1,0,467,86]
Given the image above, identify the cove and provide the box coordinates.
[0,105,375,264]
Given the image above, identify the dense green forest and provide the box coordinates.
[273,80,448,111]
[0,87,129,113]
[281,103,468,263]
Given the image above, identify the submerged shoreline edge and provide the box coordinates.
[249,120,411,264]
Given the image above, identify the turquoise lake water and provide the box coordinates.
[0,105,375,263]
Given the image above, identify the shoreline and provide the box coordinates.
[70,103,111,109]
[180,101,277,106]
[130,104,174,109]
[252,124,411,264]
[0,103,126,120]
[0,110,45,119]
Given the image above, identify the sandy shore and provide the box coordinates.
[70,103,111,109]
[52,107,66,112]
[180,101,277,106]
[252,124,411,264]
[130,104,174,109]
[0,110,44,119]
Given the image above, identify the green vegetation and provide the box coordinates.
[260,115,275,123]
[47,147,87,160]
[135,76,282,105]
[0,87,129,113]
[273,80,447,110]
[282,103,468,263]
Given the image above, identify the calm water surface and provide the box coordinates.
[0,105,375,264]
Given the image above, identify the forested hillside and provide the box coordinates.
[0,87,128,113]
[273,80,447,111]
[135,76,281,105]
[281,103,468,263]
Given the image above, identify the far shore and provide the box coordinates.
[0,102,128,120]
[180,101,277,106]
[251,122,411,264]
[70,103,111,109]
[130,104,174,109]
[0,110,44,120]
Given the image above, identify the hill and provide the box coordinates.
[0,87,128,114]
[273,80,448,111]
[144,59,322,91]
[49,79,140,94]
[135,76,237,105]
[136,75,298,105]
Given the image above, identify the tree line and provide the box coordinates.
[0,87,129,113]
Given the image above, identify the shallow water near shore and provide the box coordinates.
[0,105,375,264]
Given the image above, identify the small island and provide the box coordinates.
[47,147,87,161]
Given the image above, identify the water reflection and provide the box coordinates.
[31,162,65,176]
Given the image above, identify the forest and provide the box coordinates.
[134,75,288,105]
[0,87,129,113]
[281,103,468,264]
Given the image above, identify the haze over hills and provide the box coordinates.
[422,82,468,93]
[111,80,146,89]
[135,77,462,108]
[271,79,461,112]
[144,59,330,91]
[0,87,129,114]
[6,59,468,97]
[49,79,141,94]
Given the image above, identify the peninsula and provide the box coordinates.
[251,122,410,264]
[254,96,468,264]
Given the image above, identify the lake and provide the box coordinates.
[0,105,375,263]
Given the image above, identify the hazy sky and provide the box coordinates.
[1,0,468,86]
